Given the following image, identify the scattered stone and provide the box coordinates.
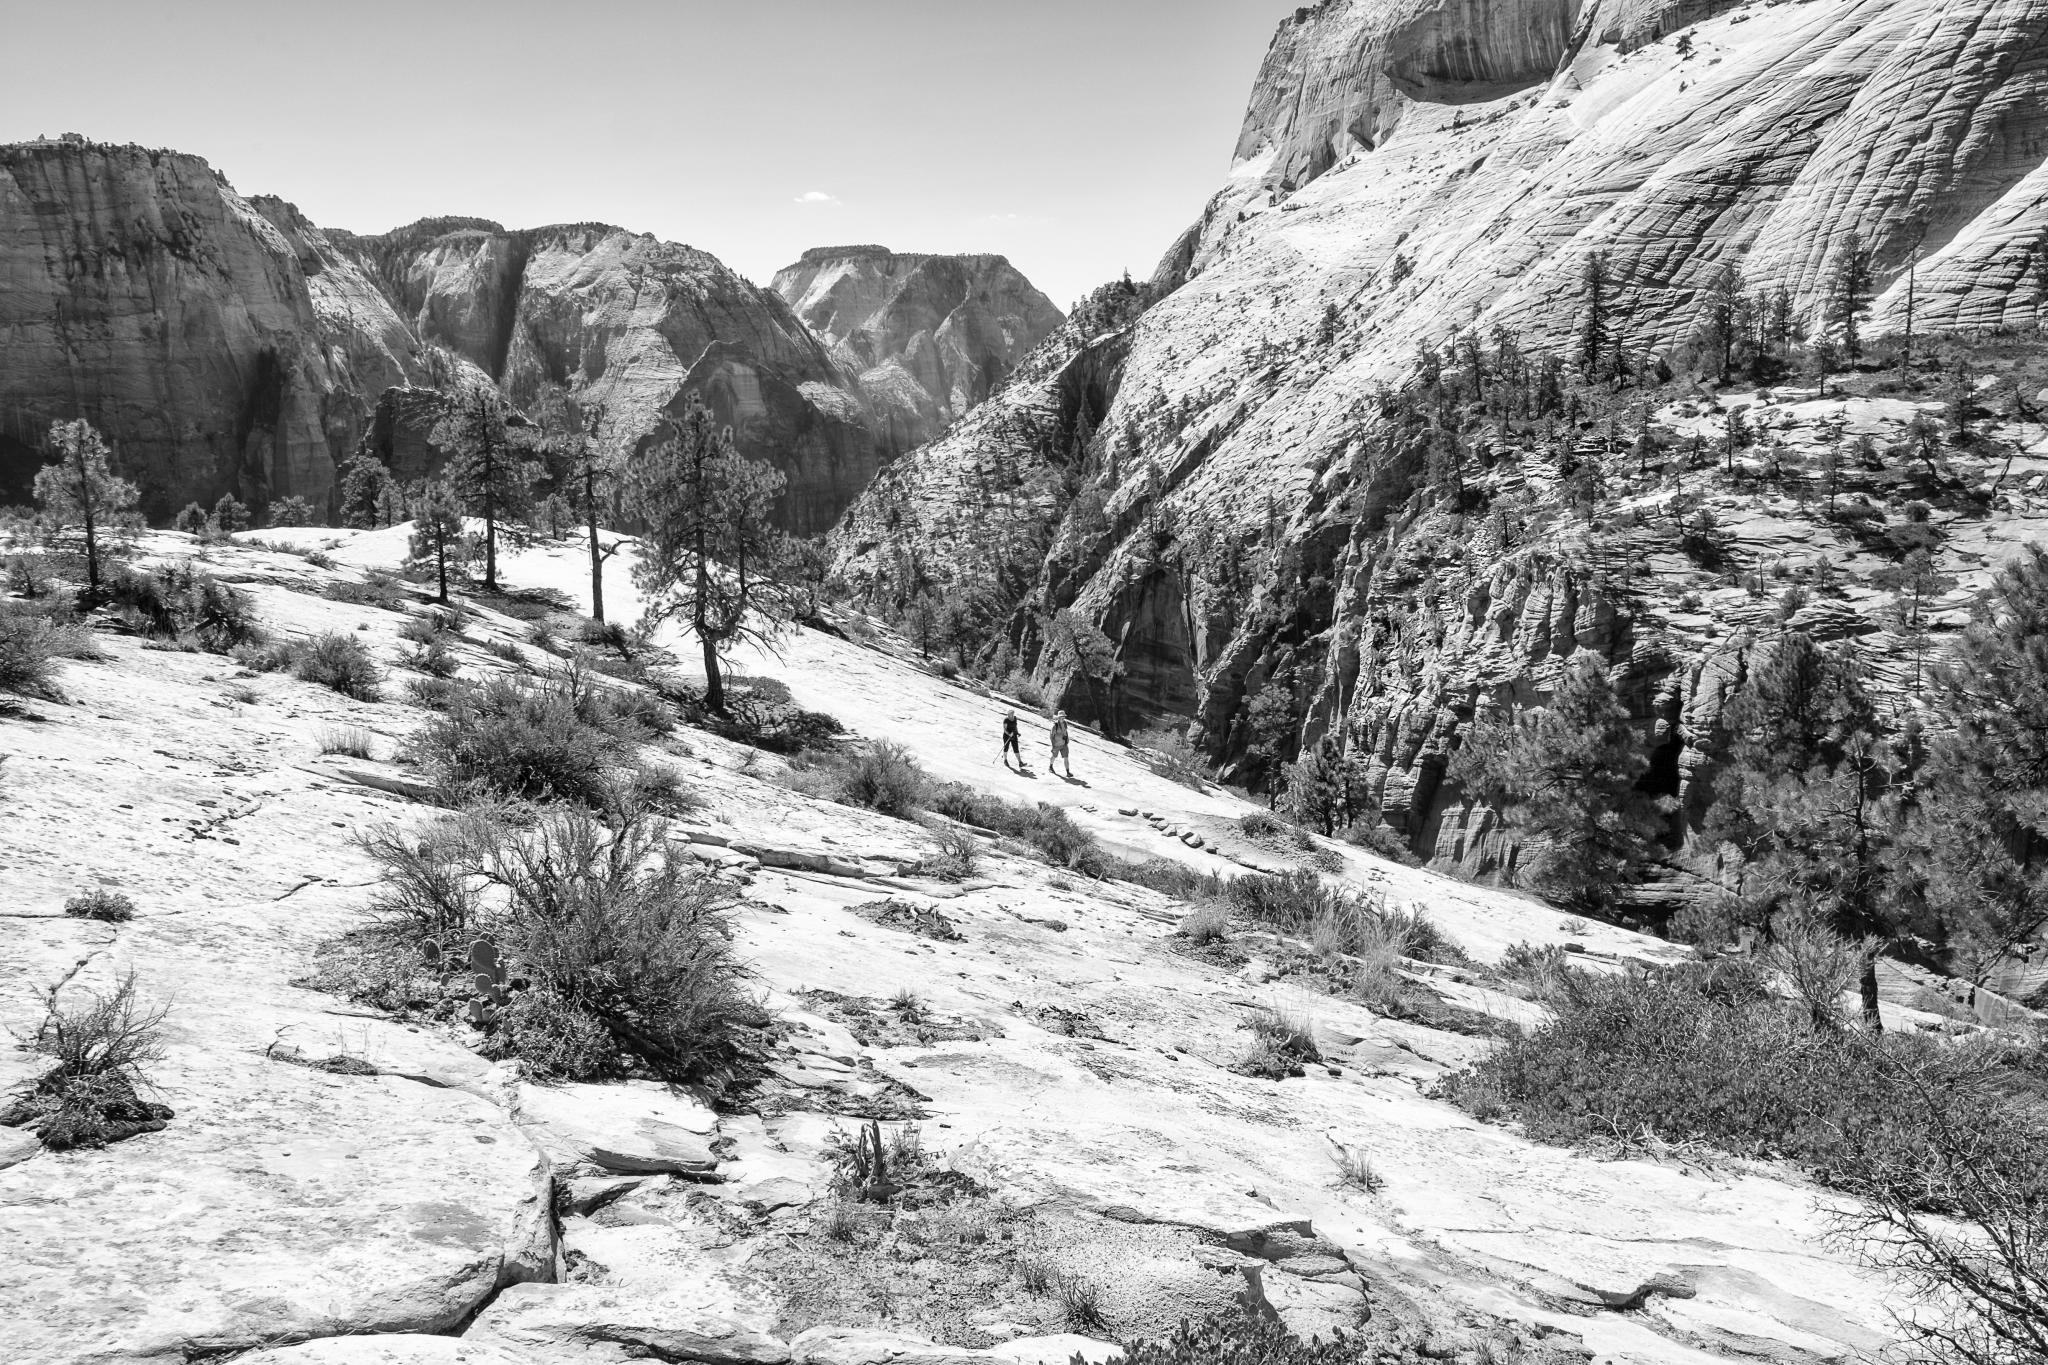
[242,1339,531,1365]
[789,1327,986,1365]
[467,1284,791,1363]
[515,1081,724,1176]
[560,1175,650,1217]
[852,898,964,942]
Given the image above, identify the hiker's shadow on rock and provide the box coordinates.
[1058,775,1091,788]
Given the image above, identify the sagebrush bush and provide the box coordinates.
[294,632,383,700]
[0,973,173,1149]
[1441,961,2048,1210]
[402,638,460,678]
[1116,1311,1370,1365]
[337,805,762,1090]
[1179,901,1229,945]
[917,823,980,881]
[64,888,136,922]
[106,563,262,651]
[482,808,764,1088]
[835,740,928,817]
[317,725,377,760]
[406,676,623,807]
[0,611,65,698]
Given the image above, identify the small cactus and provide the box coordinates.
[462,939,519,1027]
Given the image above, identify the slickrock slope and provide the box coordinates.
[0,139,420,518]
[772,247,1066,450]
[832,0,2048,869]
[0,527,1952,1364]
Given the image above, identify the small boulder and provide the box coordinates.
[515,1082,722,1176]
[790,1327,988,1365]
[242,1339,529,1365]
[467,1284,790,1363]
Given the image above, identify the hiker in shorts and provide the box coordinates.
[1048,710,1073,778]
[1001,709,1022,770]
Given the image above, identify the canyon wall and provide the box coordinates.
[772,246,1066,453]
[830,0,2048,880]
[0,140,418,517]
[1,149,1060,532]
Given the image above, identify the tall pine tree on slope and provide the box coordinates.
[430,388,539,593]
[1450,649,1668,909]
[627,394,796,714]
[34,418,139,599]
[1912,544,2048,981]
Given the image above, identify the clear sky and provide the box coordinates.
[3,1,1296,308]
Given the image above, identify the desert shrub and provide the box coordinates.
[1003,671,1046,709]
[0,973,173,1149]
[404,676,461,710]
[402,638,460,678]
[1132,726,1210,789]
[0,611,65,698]
[1497,940,1568,986]
[318,725,377,760]
[294,632,383,701]
[1239,811,1285,839]
[917,823,980,882]
[6,553,52,597]
[1111,856,1229,902]
[835,740,928,817]
[1343,822,1419,865]
[64,888,136,922]
[1440,961,2048,1210]
[1115,1310,1371,1365]
[1250,1006,1320,1062]
[406,676,626,807]
[103,563,261,652]
[577,617,639,657]
[661,676,843,754]
[399,610,464,645]
[916,780,1110,875]
[344,805,762,1089]
[1052,1271,1110,1332]
[324,572,409,610]
[1667,895,1745,949]
[1180,901,1229,945]
[1228,868,1343,934]
[233,639,297,673]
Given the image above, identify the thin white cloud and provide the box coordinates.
[793,190,841,206]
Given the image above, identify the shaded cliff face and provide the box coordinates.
[0,141,417,518]
[830,0,2048,879]
[771,246,1066,451]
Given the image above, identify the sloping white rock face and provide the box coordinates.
[772,247,1066,440]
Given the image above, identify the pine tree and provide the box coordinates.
[338,452,399,529]
[33,418,139,598]
[627,393,796,714]
[1578,252,1612,381]
[1450,650,1668,909]
[1912,546,2048,976]
[430,388,539,593]
[1827,230,1874,360]
[211,493,250,534]
[407,479,469,606]
[1744,732,1901,1026]
[1873,550,1958,692]
[538,390,624,622]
